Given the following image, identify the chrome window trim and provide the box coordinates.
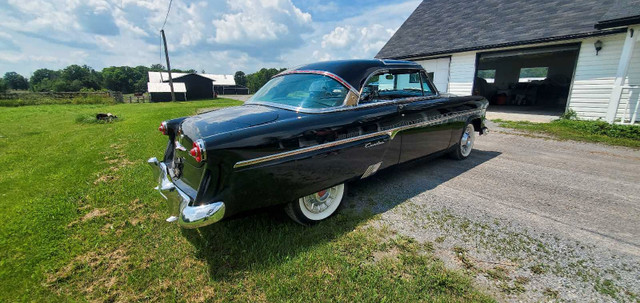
[357,68,440,105]
[245,70,360,114]
[274,69,360,95]
[248,94,444,114]
[245,68,444,114]
[233,108,485,169]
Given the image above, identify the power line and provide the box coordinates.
[161,0,173,30]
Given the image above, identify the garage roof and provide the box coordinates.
[147,82,186,93]
[376,0,639,59]
[148,72,235,85]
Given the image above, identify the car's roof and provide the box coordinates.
[292,59,423,91]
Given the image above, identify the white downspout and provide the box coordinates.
[606,27,639,123]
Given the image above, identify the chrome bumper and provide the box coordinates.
[147,157,225,229]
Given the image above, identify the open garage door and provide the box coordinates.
[474,44,580,115]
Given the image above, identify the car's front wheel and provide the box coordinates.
[285,183,345,225]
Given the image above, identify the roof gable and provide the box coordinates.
[377,0,637,59]
[147,82,187,93]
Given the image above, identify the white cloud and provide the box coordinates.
[95,36,115,49]
[321,26,354,49]
[317,23,397,62]
[312,50,332,62]
[212,0,312,45]
[0,0,420,76]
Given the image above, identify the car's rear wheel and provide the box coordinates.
[450,123,476,160]
[285,183,345,225]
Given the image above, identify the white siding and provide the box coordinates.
[416,57,450,92]
[568,34,627,120]
[620,34,640,123]
[448,52,477,96]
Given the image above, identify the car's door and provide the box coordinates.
[291,103,402,197]
[396,71,456,162]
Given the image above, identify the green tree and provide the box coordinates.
[0,78,7,93]
[102,66,137,93]
[3,72,29,90]
[30,69,60,91]
[149,64,165,71]
[245,68,285,93]
[234,71,247,87]
[60,65,101,91]
[133,65,150,93]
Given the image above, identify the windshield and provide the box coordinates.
[248,74,348,109]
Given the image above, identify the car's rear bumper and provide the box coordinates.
[147,157,225,229]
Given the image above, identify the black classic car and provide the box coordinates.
[148,59,488,228]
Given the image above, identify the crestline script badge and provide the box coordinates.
[365,140,386,148]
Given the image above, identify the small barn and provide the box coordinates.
[147,82,187,102]
[377,0,640,123]
[147,72,248,102]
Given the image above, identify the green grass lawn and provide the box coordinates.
[493,119,640,148]
[0,100,492,302]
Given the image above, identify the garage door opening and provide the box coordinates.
[473,44,580,116]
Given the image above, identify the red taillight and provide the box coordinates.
[189,140,206,163]
[158,121,168,135]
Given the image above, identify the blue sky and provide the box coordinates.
[0,0,420,77]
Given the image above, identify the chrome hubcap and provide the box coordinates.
[460,125,475,157]
[303,187,338,214]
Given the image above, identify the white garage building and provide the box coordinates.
[376,0,640,123]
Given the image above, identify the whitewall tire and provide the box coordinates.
[450,123,475,160]
[285,183,346,225]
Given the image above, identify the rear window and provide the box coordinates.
[361,71,434,103]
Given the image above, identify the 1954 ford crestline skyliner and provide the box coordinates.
[148,59,488,228]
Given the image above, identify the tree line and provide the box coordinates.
[0,64,197,94]
[1,65,288,94]
[234,68,286,94]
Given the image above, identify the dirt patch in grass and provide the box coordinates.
[93,174,119,184]
[67,208,109,227]
[107,158,136,172]
[47,246,131,299]
[372,247,401,262]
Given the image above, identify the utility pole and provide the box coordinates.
[160,29,176,102]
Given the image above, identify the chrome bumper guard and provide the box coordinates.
[147,157,225,229]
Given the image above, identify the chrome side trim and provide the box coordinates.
[147,157,225,229]
[233,131,393,169]
[233,108,484,169]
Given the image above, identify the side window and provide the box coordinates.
[361,71,424,103]
[421,72,436,96]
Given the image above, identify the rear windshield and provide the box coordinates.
[248,74,348,109]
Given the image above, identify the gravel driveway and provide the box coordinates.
[347,121,640,302]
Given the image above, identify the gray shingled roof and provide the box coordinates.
[597,0,640,27]
[377,0,639,59]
